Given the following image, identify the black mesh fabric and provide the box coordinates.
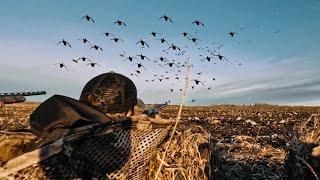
[8,121,171,180]
[79,72,137,114]
[66,128,132,179]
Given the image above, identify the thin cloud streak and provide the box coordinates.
[195,76,320,105]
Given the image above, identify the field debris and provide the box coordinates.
[245,119,258,126]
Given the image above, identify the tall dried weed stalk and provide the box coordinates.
[154,56,191,179]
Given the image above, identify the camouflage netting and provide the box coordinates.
[0,119,172,179]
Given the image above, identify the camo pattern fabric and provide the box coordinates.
[5,122,171,180]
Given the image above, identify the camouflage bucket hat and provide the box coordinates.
[79,72,137,114]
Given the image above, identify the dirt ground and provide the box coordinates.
[1,103,320,179]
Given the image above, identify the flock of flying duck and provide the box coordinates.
[55,14,241,103]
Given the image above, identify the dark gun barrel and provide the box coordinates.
[0,91,46,97]
[0,91,46,107]
[142,103,169,117]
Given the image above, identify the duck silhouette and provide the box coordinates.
[81,14,95,23]
[159,14,173,23]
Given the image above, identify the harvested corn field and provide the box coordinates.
[0,103,319,179]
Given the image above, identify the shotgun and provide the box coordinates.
[0,91,46,107]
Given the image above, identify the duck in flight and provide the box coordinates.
[87,62,101,67]
[102,32,115,37]
[124,56,137,62]
[136,39,150,48]
[150,32,161,37]
[81,14,95,23]
[90,44,103,51]
[57,39,71,48]
[159,14,173,23]
[192,20,204,27]
[228,32,237,37]
[133,63,147,70]
[75,56,91,62]
[192,79,205,85]
[119,51,126,58]
[182,32,188,37]
[188,37,200,43]
[157,56,168,62]
[72,58,79,63]
[78,38,91,45]
[136,54,150,61]
[157,38,169,45]
[182,32,194,38]
[165,62,175,68]
[54,63,69,71]
[213,53,231,63]
[111,37,124,43]
[114,20,126,26]
[201,56,213,62]
[168,44,181,51]
[135,70,141,74]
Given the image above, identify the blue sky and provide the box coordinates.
[0,0,319,105]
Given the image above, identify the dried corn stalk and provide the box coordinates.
[147,126,211,180]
